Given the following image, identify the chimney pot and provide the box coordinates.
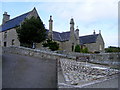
[93,30,96,35]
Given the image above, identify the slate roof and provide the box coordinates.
[46,29,70,41]
[79,34,99,45]
[1,11,30,32]
[48,29,99,44]
[53,31,70,41]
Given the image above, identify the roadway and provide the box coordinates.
[2,53,57,88]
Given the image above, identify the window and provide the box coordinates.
[4,42,6,47]
[12,39,15,45]
[4,31,7,39]
[72,43,74,51]
[99,45,102,50]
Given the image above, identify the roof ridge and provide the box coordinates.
[53,30,70,34]
[61,31,70,34]
[79,34,99,37]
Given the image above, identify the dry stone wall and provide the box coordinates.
[2,46,120,66]
[58,51,120,65]
[2,46,76,60]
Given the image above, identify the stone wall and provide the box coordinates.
[2,46,76,60]
[0,28,20,47]
[2,46,120,66]
[58,51,120,65]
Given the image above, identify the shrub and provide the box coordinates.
[42,39,59,51]
[74,45,81,52]
[81,47,89,53]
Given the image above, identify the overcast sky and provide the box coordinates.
[0,0,119,48]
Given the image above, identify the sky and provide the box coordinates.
[0,0,119,48]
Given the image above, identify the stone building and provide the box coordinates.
[0,8,105,52]
[47,16,104,52]
[0,8,38,47]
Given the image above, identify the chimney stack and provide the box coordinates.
[93,30,96,35]
[99,30,101,34]
[2,12,10,24]
[48,15,53,40]
[75,26,79,44]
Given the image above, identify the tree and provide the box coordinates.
[74,45,81,52]
[42,39,59,51]
[16,16,46,48]
[105,46,120,52]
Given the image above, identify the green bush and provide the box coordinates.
[74,45,80,52]
[81,47,89,53]
[42,39,59,51]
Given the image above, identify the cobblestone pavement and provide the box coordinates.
[58,59,120,88]
[2,53,57,88]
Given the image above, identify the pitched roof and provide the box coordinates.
[47,29,99,44]
[53,31,70,41]
[1,11,30,32]
[79,34,99,45]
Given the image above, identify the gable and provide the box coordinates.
[96,34,104,44]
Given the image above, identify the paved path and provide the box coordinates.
[82,75,119,88]
[58,74,119,89]
[2,53,57,88]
